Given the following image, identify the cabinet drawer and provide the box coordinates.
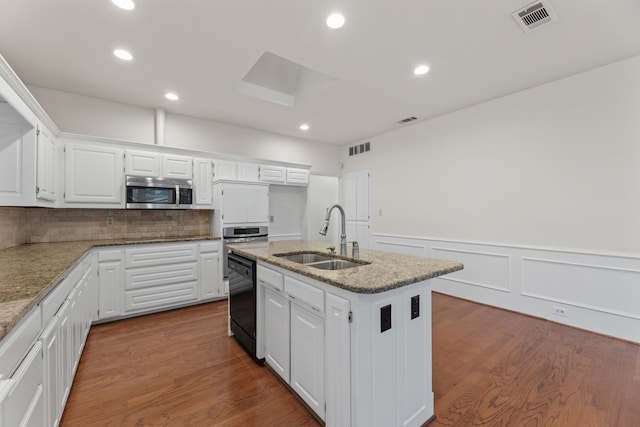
[258,265,284,292]
[124,282,198,312]
[199,241,220,253]
[0,308,42,377]
[1,341,43,426]
[40,276,73,325]
[125,262,198,290]
[125,244,197,268]
[285,276,325,313]
[97,248,122,262]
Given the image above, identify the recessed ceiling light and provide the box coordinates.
[299,124,310,131]
[112,0,135,10]
[165,93,179,101]
[414,65,430,75]
[326,13,345,29]
[113,49,133,61]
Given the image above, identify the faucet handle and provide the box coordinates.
[327,246,336,254]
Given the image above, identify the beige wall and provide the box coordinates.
[343,54,640,254]
[27,86,342,175]
[0,207,26,250]
[24,209,210,243]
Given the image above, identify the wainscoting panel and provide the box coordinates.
[371,233,640,343]
[432,247,511,293]
[521,257,640,319]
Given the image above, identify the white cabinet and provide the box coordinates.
[64,141,124,206]
[325,293,351,427]
[213,160,237,181]
[193,157,213,206]
[40,317,59,427]
[125,149,161,177]
[216,182,269,225]
[286,168,310,186]
[290,302,325,419]
[342,170,370,249]
[264,288,290,382]
[237,163,259,182]
[36,126,57,202]
[199,241,223,299]
[125,150,193,180]
[97,249,124,321]
[0,342,44,427]
[162,153,192,179]
[259,165,286,184]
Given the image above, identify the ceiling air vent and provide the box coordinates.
[398,116,417,124]
[348,142,371,157]
[512,1,557,33]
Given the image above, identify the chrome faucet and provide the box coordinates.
[319,203,347,256]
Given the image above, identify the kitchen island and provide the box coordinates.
[227,240,463,427]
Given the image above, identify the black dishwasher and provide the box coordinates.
[228,252,257,358]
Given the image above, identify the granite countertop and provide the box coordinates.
[0,235,220,341]
[227,240,464,294]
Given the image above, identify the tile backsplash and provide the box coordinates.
[0,207,26,250]
[23,209,211,243]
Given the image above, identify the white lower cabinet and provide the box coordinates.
[290,302,325,419]
[0,342,44,427]
[40,317,59,427]
[264,288,290,382]
[258,262,434,427]
[98,249,124,320]
[199,241,223,300]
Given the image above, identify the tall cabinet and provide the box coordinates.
[341,170,370,248]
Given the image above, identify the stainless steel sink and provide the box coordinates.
[274,252,370,270]
[306,259,366,270]
[276,252,334,264]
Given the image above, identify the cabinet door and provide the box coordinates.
[265,289,290,382]
[325,293,351,427]
[213,160,237,180]
[0,342,44,427]
[199,252,221,299]
[221,184,247,223]
[237,163,259,182]
[259,165,286,184]
[290,303,325,420]
[193,157,213,205]
[341,172,357,221]
[0,102,35,206]
[125,149,161,177]
[64,142,123,204]
[356,170,370,221]
[286,168,310,186]
[162,154,192,179]
[245,185,269,223]
[36,127,57,202]
[98,257,124,320]
[40,317,60,427]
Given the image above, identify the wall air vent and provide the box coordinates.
[398,116,417,124]
[512,1,557,33]
[348,142,371,157]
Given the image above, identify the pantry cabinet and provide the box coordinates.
[342,170,370,248]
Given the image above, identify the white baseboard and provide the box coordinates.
[371,233,640,343]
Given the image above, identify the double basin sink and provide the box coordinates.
[275,252,370,271]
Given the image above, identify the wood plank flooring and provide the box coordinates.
[61,293,640,426]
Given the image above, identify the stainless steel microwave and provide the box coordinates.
[125,176,193,209]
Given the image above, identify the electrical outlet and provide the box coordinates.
[106,217,114,226]
[552,306,568,317]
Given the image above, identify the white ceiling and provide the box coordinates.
[0,0,639,145]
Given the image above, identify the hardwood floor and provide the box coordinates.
[60,294,640,426]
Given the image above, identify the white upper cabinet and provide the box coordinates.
[259,165,286,184]
[237,162,260,182]
[36,126,57,202]
[286,167,310,186]
[162,153,192,179]
[64,141,124,206]
[124,149,161,177]
[193,157,213,206]
[213,160,237,181]
[216,182,269,225]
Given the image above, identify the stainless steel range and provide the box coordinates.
[222,226,268,279]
